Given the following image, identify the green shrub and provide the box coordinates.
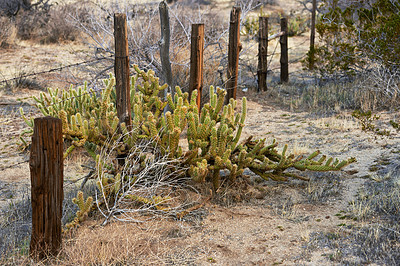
[287,14,308,37]
[308,0,400,75]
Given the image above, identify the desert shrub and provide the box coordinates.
[70,1,238,92]
[287,13,308,37]
[0,16,15,48]
[309,0,400,75]
[13,2,82,43]
[0,0,31,17]
[299,0,400,111]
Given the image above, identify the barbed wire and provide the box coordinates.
[0,159,29,171]
[0,56,113,85]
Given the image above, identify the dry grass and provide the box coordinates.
[302,170,400,264]
[58,220,206,265]
[0,197,208,265]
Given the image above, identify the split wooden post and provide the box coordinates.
[189,23,204,111]
[280,17,289,83]
[114,13,131,127]
[258,16,268,92]
[309,0,317,70]
[225,6,241,105]
[29,117,63,259]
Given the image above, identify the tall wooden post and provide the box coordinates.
[189,24,204,111]
[159,1,174,103]
[225,6,241,105]
[280,17,289,83]
[29,117,63,259]
[114,13,131,127]
[309,0,317,70]
[258,16,268,92]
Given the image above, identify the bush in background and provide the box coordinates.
[311,0,400,74]
[0,1,83,44]
[15,3,83,43]
[0,16,16,48]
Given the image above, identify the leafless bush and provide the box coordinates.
[70,1,242,90]
[0,0,29,17]
[96,132,199,225]
[12,2,82,43]
[354,62,400,110]
[0,16,16,48]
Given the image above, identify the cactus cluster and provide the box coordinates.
[65,191,93,230]
[20,76,120,158]
[21,65,356,197]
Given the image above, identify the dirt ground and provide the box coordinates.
[1,90,400,264]
[1,0,400,265]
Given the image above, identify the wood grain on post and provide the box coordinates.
[280,17,289,83]
[189,24,204,111]
[258,17,268,92]
[226,6,241,105]
[29,117,63,259]
[159,1,174,103]
[309,0,317,70]
[114,13,131,127]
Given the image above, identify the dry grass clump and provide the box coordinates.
[1,199,207,265]
[0,183,94,262]
[302,170,400,264]
[0,189,31,259]
[0,70,44,92]
[304,223,400,264]
[57,218,207,265]
[304,174,342,203]
[348,171,400,222]
[266,74,400,113]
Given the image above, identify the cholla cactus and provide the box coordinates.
[20,65,356,196]
[65,191,93,230]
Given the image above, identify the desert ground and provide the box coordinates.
[1,0,400,265]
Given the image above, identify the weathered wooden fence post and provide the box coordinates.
[280,17,289,83]
[309,0,317,70]
[29,117,63,259]
[225,6,241,105]
[258,16,268,92]
[114,13,131,128]
[189,23,204,111]
[159,1,174,104]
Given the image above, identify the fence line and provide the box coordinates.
[0,159,29,171]
[0,56,113,86]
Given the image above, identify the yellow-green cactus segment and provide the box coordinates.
[231,97,247,150]
[65,190,94,230]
